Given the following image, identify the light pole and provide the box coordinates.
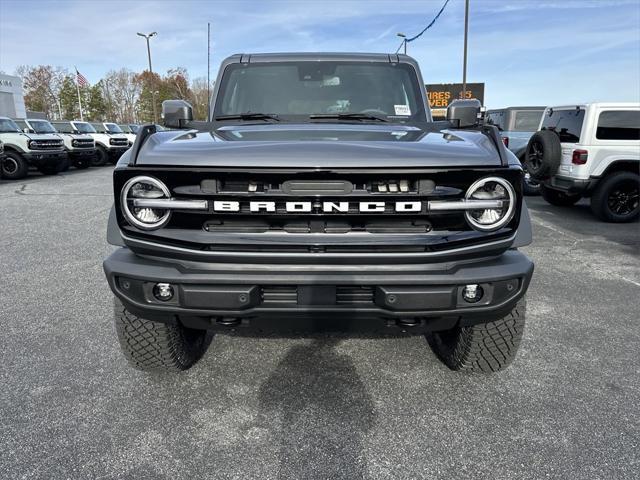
[137,31,158,123]
[462,0,469,96]
[397,33,407,54]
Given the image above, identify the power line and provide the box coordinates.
[395,0,451,53]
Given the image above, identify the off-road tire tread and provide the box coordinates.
[430,299,526,373]
[114,299,212,372]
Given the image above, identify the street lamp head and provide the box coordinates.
[397,33,406,38]
[150,32,157,37]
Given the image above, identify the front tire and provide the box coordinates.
[92,146,108,167]
[590,171,639,222]
[114,298,213,372]
[1,151,29,180]
[540,184,581,206]
[73,156,91,169]
[428,299,526,373]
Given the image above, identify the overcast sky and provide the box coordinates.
[1,0,639,108]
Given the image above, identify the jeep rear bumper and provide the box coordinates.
[104,247,534,332]
[545,175,596,196]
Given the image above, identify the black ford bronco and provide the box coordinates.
[103,53,534,373]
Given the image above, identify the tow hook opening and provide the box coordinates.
[216,317,242,327]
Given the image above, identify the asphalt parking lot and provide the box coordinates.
[1,168,638,480]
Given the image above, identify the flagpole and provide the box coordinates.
[75,67,84,121]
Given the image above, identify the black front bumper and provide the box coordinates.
[104,248,534,332]
[22,150,67,167]
[68,148,97,159]
[108,146,129,158]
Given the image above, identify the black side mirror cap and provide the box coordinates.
[447,98,482,128]
[162,100,193,129]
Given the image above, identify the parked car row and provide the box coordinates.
[488,103,639,222]
[0,117,143,180]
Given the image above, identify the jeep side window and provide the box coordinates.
[541,108,585,143]
[487,112,504,130]
[596,111,640,140]
[512,110,543,132]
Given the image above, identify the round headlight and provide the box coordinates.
[120,176,171,230]
[71,139,79,147]
[464,177,516,231]
[28,140,38,149]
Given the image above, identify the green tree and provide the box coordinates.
[86,82,107,121]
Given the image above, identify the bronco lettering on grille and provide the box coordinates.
[212,201,423,213]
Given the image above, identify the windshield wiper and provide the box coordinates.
[214,113,280,122]
[309,113,388,123]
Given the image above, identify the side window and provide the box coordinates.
[487,112,504,130]
[596,111,640,140]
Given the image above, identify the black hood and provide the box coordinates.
[134,123,503,168]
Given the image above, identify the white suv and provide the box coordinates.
[70,121,128,166]
[525,103,639,222]
[0,116,66,179]
[49,121,96,169]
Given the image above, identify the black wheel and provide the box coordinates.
[92,146,108,166]
[1,151,29,180]
[522,164,541,196]
[73,156,91,169]
[525,130,561,180]
[540,184,581,206]
[114,298,213,372]
[590,171,639,222]
[60,156,70,172]
[428,299,526,373]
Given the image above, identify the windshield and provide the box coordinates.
[105,123,123,133]
[52,122,74,133]
[129,124,140,133]
[118,124,131,133]
[29,120,57,134]
[214,61,427,123]
[0,118,21,133]
[74,122,96,134]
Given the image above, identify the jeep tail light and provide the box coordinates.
[502,136,509,148]
[572,149,588,165]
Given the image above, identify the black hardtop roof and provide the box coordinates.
[225,52,416,64]
[487,106,546,112]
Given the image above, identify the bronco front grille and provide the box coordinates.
[114,168,523,256]
[30,140,63,150]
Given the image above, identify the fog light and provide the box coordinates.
[462,284,483,303]
[153,283,174,301]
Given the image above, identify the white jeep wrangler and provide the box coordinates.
[70,121,128,166]
[524,103,639,222]
[0,116,67,179]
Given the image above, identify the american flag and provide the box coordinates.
[76,69,89,87]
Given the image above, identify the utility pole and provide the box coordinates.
[137,31,158,123]
[207,22,211,121]
[462,0,469,96]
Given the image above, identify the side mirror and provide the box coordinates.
[162,100,193,129]
[446,98,482,128]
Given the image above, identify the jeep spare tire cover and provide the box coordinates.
[525,130,561,180]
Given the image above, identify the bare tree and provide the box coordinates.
[16,65,68,119]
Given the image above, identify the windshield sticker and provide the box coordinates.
[394,105,411,116]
